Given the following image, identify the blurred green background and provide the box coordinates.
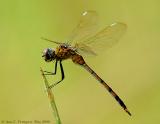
[0,0,160,124]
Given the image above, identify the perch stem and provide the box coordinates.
[40,67,62,124]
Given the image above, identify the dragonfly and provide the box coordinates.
[42,10,131,116]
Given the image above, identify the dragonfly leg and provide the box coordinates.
[49,60,65,89]
[44,60,58,75]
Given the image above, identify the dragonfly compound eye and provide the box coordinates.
[42,48,55,62]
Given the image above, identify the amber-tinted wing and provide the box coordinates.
[68,10,99,45]
[74,22,127,55]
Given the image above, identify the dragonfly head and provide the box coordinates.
[42,48,56,62]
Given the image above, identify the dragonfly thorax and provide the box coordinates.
[42,48,56,62]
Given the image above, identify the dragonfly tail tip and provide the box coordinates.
[125,108,132,116]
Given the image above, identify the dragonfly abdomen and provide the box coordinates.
[82,63,131,116]
[72,54,85,65]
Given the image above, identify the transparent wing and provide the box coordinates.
[74,22,127,55]
[68,10,99,45]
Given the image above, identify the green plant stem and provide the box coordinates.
[40,67,62,124]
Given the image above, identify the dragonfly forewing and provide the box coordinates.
[68,10,99,45]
